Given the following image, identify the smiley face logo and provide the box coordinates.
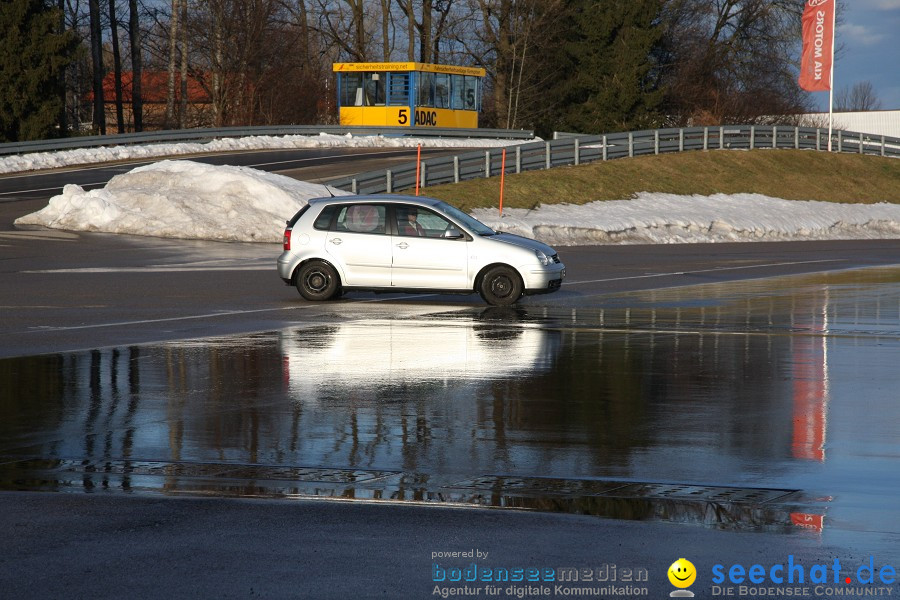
[668,558,697,589]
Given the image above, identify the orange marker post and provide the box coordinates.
[415,144,422,196]
[499,149,507,217]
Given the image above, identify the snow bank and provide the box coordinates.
[15,161,900,245]
[472,193,900,245]
[14,160,351,242]
[0,133,527,174]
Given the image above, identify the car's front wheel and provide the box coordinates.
[479,266,523,306]
[296,260,340,301]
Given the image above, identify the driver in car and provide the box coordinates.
[400,206,426,236]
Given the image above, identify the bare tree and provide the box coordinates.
[835,81,882,112]
[108,0,125,133]
[179,0,188,127]
[455,0,565,129]
[429,0,456,63]
[185,0,325,125]
[128,0,143,131]
[379,0,392,59]
[88,0,106,134]
[419,0,432,62]
[316,0,370,61]
[659,0,815,125]
[393,0,458,62]
[165,0,180,128]
[401,0,415,59]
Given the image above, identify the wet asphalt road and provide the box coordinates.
[2,266,900,599]
[2,161,900,598]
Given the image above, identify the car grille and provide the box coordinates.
[551,254,560,264]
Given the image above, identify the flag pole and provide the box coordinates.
[827,0,837,151]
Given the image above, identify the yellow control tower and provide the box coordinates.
[333,62,485,128]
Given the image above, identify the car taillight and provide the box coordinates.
[283,228,292,251]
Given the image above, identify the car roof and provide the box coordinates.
[308,194,444,208]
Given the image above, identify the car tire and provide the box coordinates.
[479,266,523,306]
[296,261,340,301]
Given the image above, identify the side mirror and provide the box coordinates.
[442,228,464,239]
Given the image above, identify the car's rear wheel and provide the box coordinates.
[479,266,523,306]
[296,261,340,301]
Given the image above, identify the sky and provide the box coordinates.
[14,158,900,246]
[828,0,900,110]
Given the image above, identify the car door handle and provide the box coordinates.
[396,242,409,249]
[330,238,342,245]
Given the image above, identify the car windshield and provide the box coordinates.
[433,201,495,236]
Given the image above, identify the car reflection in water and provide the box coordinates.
[281,307,556,397]
[277,307,568,481]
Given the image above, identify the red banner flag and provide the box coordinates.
[799,0,836,92]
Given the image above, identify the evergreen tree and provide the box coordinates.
[555,0,665,133]
[0,0,77,142]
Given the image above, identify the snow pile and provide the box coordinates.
[0,133,528,174]
[15,161,900,245]
[472,193,900,245]
[14,160,350,242]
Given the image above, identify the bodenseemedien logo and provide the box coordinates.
[668,558,696,598]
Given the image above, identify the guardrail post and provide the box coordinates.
[574,138,580,165]
[838,131,843,152]
[859,133,864,154]
[679,129,684,152]
[719,127,725,150]
[485,150,491,177]
[703,127,708,151]
[794,127,799,149]
[515,146,522,173]
[602,136,608,161]
[750,126,755,150]
[420,162,427,187]
[545,142,551,169]
[628,132,634,158]
[351,178,358,194]
[816,129,821,151]
[654,131,659,155]
[882,135,886,157]
[453,156,460,183]
[386,169,393,193]
[772,126,777,149]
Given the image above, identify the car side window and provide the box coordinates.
[313,205,338,230]
[395,205,462,239]
[335,204,387,234]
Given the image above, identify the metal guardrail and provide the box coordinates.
[328,125,900,195]
[0,125,535,156]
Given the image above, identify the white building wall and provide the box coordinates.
[800,110,900,139]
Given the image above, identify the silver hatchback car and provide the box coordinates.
[277,194,565,306]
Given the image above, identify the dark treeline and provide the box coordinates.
[2,0,830,142]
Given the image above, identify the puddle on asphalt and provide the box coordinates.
[1,267,898,537]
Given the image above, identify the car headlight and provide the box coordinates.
[534,249,551,266]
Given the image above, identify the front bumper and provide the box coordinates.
[522,263,566,294]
